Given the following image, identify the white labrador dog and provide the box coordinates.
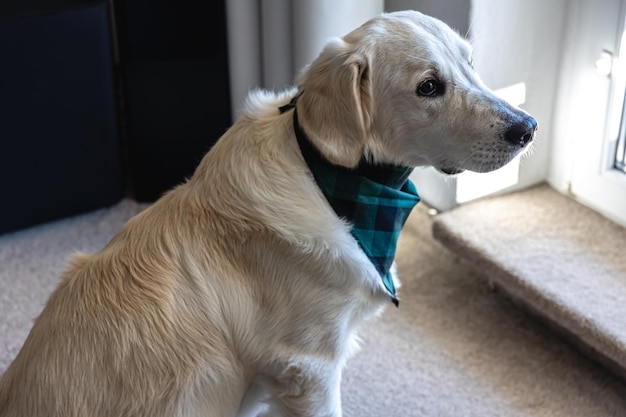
[0,10,536,417]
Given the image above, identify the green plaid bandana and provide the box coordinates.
[288,108,420,306]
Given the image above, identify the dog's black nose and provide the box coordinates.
[504,116,537,147]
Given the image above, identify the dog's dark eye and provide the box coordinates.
[417,79,443,97]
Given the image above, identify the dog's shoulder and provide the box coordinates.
[188,87,345,248]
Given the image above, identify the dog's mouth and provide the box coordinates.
[438,167,465,176]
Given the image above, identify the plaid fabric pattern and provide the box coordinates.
[292,110,420,306]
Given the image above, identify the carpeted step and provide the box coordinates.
[432,183,626,379]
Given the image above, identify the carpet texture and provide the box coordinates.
[1,197,626,416]
[433,183,626,382]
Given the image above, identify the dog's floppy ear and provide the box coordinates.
[297,39,373,168]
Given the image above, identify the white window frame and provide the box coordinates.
[551,0,626,227]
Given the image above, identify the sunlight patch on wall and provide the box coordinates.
[456,82,526,204]
[456,154,522,203]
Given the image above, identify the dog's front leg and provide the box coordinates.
[268,360,343,417]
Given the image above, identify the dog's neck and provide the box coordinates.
[280,100,420,306]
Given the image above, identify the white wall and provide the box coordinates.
[471,0,567,192]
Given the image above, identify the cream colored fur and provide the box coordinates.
[0,11,534,417]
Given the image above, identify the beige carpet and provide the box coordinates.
[433,183,626,382]
[1,198,626,416]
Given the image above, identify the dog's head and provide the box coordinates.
[296,10,537,174]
